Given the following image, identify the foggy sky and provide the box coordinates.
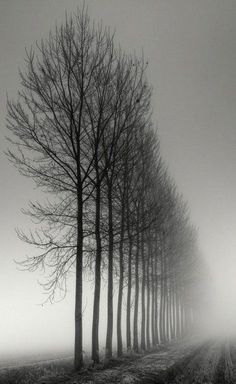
[1,0,236,355]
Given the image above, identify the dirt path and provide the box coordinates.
[64,340,236,384]
[31,341,199,383]
[53,341,203,384]
[154,339,236,384]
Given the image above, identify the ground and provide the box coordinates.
[1,339,236,383]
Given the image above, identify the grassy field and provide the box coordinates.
[0,357,73,384]
[0,343,194,383]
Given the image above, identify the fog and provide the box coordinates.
[200,263,236,339]
[1,0,236,361]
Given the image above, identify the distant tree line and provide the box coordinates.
[7,8,203,370]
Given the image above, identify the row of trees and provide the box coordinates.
[7,8,203,370]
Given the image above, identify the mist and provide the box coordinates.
[1,1,236,383]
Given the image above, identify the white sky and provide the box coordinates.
[1,0,236,356]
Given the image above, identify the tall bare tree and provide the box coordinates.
[6,5,205,368]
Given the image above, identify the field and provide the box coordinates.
[2,340,236,383]
[0,355,73,384]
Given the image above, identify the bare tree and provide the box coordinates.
[6,8,131,369]
[6,5,204,368]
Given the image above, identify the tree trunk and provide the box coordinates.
[166,280,170,342]
[172,277,176,339]
[154,241,159,345]
[170,272,175,340]
[160,246,164,343]
[163,260,167,343]
[133,208,140,352]
[117,202,125,357]
[74,186,83,370]
[176,287,181,339]
[165,254,170,342]
[181,299,185,338]
[105,181,114,358]
[141,229,146,351]
[151,244,156,347]
[126,233,133,351]
[92,179,102,363]
[146,242,151,350]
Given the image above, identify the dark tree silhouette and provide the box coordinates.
[6,5,204,369]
